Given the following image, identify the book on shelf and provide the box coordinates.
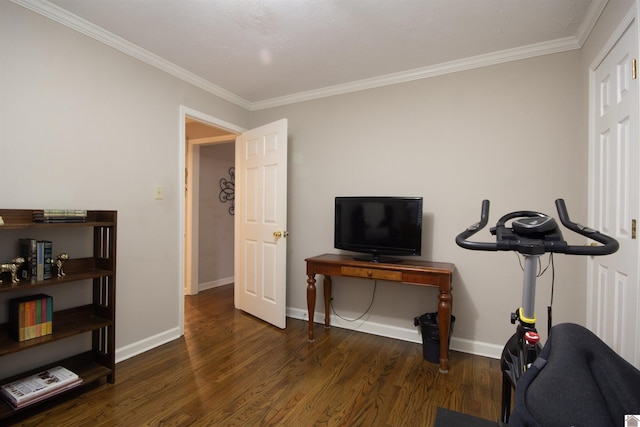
[8,294,53,342]
[36,241,44,281]
[32,210,87,223]
[17,239,53,281]
[0,366,81,410]
[42,240,52,280]
[18,238,37,281]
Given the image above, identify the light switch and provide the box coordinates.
[154,186,164,200]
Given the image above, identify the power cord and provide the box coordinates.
[330,280,378,322]
[514,252,553,277]
[548,253,555,334]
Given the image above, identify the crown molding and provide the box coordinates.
[10,0,253,110]
[253,0,609,110]
[576,0,609,47]
[251,36,581,110]
[12,0,608,112]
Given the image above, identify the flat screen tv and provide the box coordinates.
[334,196,423,263]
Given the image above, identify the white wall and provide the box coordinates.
[0,1,250,369]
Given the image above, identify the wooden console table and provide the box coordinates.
[305,253,455,373]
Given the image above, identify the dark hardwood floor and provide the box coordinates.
[10,285,502,426]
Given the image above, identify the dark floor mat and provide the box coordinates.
[434,407,498,427]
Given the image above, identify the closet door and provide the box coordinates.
[588,17,639,368]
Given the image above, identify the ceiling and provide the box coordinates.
[23,0,607,110]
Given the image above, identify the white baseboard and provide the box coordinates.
[115,327,182,363]
[199,276,234,292]
[286,307,502,360]
[116,306,502,365]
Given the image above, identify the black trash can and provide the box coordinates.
[414,312,455,363]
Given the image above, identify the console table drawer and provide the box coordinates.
[341,266,402,281]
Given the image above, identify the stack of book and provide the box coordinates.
[0,366,81,410]
[18,238,53,281]
[8,294,53,342]
[32,210,87,223]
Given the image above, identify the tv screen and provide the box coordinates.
[334,196,423,263]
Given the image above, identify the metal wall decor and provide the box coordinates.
[219,167,235,215]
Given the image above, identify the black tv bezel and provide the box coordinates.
[333,196,423,263]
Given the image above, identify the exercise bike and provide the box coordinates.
[455,199,619,424]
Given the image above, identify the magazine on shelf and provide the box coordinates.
[9,379,82,409]
[0,366,82,409]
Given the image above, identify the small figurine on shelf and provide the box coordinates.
[54,253,69,277]
[0,216,4,225]
[0,257,25,285]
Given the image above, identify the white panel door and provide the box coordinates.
[589,18,639,367]
[235,119,288,329]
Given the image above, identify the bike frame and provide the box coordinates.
[501,254,541,422]
[455,199,618,423]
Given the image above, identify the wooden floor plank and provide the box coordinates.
[10,284,502,426]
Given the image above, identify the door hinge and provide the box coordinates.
[632,219,637,239]
[633,59,637,80]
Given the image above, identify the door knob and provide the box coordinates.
[273,231,289,238]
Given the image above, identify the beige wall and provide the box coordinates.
[582,0,636,69]
[0,1,250,373]
[0,0,635,367]
[251,52,588,354]
[249,0,638,355]
[199,143,235,287]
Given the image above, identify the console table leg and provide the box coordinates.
[438,289,452,373]
[323,275,332,328]
[307,275,316,342]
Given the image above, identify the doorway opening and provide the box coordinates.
[179,108,289,333]
[185,118,236,295]
[178,106,246,335]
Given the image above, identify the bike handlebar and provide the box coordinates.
[553,199,619,255]
[455,200,496,251]
[455,199,619,255]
